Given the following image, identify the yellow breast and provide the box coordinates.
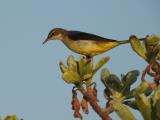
[62,38,120,56]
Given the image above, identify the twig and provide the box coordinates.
[83,89,112,120]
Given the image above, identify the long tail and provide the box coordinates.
[119,38,146,44]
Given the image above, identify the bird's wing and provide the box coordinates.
[68,31,117,42]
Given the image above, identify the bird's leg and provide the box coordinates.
[85,55,93,89]
[86,55,93,64]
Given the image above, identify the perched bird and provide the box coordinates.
[43,28,143,57]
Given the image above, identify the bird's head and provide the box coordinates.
[43,28,67,44]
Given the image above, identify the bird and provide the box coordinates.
[43,28,144,57]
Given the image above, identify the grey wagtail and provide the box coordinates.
[43,28,144,57]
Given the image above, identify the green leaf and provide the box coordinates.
[124,100,138,110]
[101,68,110,87]
[82,74,92,80]
[130,35,147,59]
[78,56,86,76]
[155,99,160,119]
[107,74,122,91]
[67,55,77,72]
[84,60,93,75]
[94,57,110,73]
[134,81,149,93]
[143,88,153,96]
[153,44,160,60]
[152,87,160,106]
[121,74,125,83]
[146,35,160,46]
[125,70,139,85]
[147,46,160,62]
[121,70,139,95]
[62,71,81,84]
[4,115,18,120]
[59,61,68,73]
[152,97,160,120]
[104,88,111,100]
[125,82,150,99]
[136,93,152,120]
[126,87,153,100]
[110,101,137,120]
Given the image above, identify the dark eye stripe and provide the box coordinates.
[49,29,55,35]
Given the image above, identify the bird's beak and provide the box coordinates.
[43,38,48,44]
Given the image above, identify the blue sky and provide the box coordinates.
[0,0,160,120]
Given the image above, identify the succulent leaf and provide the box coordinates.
[62,71,81,84]
[121,70,139,95]
[123,100,138,110]
[130,35,147,59]
[84,61,93,75]
[94,57,110,73]
[101,68,110,87]
[110,101,136,120]
[78,56,86,76]
[126,87,152,100]
[135,93,152,120]
[125,70,139,85]
[59,61,68,73]
[151,88,160,120]
[152,87,160,106]
[67,55,77,72]
[4,115,18,120]
[146,35,160,46]
[82,74,92,80]
[155,99,160,119]
[107,74,122,91]
[134,81,149,94]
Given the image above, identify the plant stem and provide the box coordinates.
[78,56,112,120]
[86,56,93,89]
[81,88,112,120]
[110,101,137,120]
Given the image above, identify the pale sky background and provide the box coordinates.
[0,0,160,120]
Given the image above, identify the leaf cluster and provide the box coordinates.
[0,115,22,120]
[130,35,160,64]
[59,55,110,84]
[58,34,160,120]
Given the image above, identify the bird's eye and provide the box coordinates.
[52,32,55,35]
